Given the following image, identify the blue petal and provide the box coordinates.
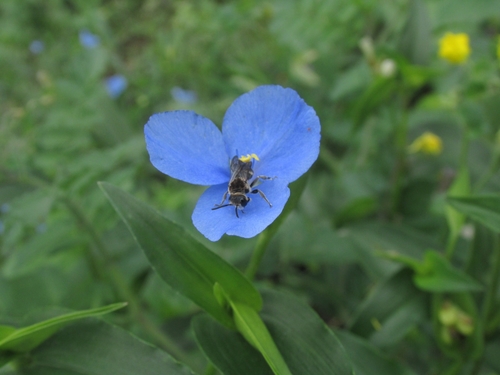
[79,30,100,49]
[145,111,230,185]
[222,85,320,183]
[192,179,290,241]
[29,40,44,54]
[105,75,127,98]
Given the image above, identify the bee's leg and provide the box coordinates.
[214,191,229,207]
[250,175,276,189]
[250,189,272,207]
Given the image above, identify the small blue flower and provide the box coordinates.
[29,40,44,54]
[171,86,197,104]
[105,74,128,98]
[145,85,321,241]
[36,223,47,233]
[79,29,100,49]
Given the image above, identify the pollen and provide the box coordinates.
[239,153,260,163]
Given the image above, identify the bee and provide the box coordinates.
[212,156,274,218]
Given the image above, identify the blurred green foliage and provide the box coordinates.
[1,0,500,374]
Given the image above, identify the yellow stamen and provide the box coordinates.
[239,153,260,163]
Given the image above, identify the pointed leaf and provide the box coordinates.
[193,314,274,375]
[414,251,483,292]
[447,195,500,233]
[232,302,292,375]
[0,303,126,352]
[19,319,195,375]
[99,182,262,328]
[399,0,432,65]
[349,269,421,336]
[261,289,353,375]
[334,330,417,375]
[194,289,353,375]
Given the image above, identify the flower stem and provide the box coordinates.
[445,117,470,260]
[245,230,272,280]
[473,151,500,193]
[389,110,408,217]
[244,175,309,280]
[482,234,500,331]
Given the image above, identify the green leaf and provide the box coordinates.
[346,222,438,279]
[99,182,262,328]
[193,314,274,375]
[233,302,292,375]
[351,77,397,131]
[193,289,353,375]
[435,0,500,24]
[485,336,500,372]
[0,302,126,352]
[447,195,500,233]
[414,251,483,293]
[398,0,432,65]
[0,351,16,369]
[334,330,417,375]
[260,289,353,375]
[369,294,427,348]
[349,268,423,337]
[18,319,195,375]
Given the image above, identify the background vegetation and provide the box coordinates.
[1,0,500,374]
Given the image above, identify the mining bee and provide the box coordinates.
[212,155,274,218]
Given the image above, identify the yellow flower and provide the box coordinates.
[409,132,443,155]
[438,32,471,64]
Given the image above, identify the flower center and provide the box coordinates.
[239,153,259,163]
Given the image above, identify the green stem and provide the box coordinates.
[482,234,500,331]
[473,152,500,193]
[318,145,340,175]
[244,175,310,280]
[390,110,408,217]
[245,230,273,280]
[446,117,470,260]
[445,231,459,260]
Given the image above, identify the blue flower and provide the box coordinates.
[29,40,44,54]
[171,86,197,104]
[79,29,100,49]
[36,223,47,234]
[144,85,320,241]
[105,74,128,98]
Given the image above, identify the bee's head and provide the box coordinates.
[230,194,250,208]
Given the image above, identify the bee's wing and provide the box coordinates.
[229,156,250,181]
